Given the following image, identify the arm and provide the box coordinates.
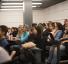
[10,51,16,59]
[54,30,63,43]
[0,47,16,63]
[0,47,11,63]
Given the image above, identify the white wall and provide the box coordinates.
[0,10,42,27]
[33,10,44,24]
[0,10,40,27]
[0,0,68,27]
[0,10,23,27]
[33,0,68,24]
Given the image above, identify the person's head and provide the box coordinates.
[64,19,68,27]
[0,25,8,38]
[14,27,18,32]
[11,27,15,32]
[54,22,63,30]
[64,23,68,34]
[18,25,27,34]
[8,28,11,33]
[42,23,47,30]
[42,23,46,27]
[30,24,43,36]
[48,22,55,31]
[30,26,37,35]
[65,25,68,30]
[32,23,37,28]
[48,21,53,23]
[36,25,43,35]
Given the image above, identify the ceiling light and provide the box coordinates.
[2,0,23,1]
[1,6,23,8]
[0,9,23,11]
[1,6,37,8]
[32,6,37,7]
[32,3,42,5]
[0,6,37,10]
[2,3,23,5]
[2,3,42,5]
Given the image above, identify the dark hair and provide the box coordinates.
[42,23,46,27]
[48,22,55,28]
[36,25,43,35]
[0,25,8,36]
[56,22,63,30]
[48,22,55,32]
[32,23,37,27]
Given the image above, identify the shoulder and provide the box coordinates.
[57,30,63,34]
[2,39,8,43]
[25,32,30,35]
[55,30,63,36]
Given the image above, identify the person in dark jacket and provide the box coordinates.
[28,25,46,64]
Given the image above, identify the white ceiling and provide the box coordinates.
[0,0,66,10]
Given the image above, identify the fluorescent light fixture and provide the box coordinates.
[1,6,37,8]
[32,6,37,7]
[2,3,23,5]
[32,3,42,5]
[2,0,23,1]
[0,9,23,11]
[2,3,42,5]
[0,6,37,10]
[1,6,23,8]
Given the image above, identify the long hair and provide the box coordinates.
[0,25,8,36]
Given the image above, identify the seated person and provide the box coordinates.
[10,25,29,44]
[60,23,68,58]
[61,24,68,43]
[16,25,29,43]
[47,22,63,64]
[0,25,16,63]
[0,25,9,50]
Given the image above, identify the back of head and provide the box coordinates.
[32,23,37,27]
[55,22,63,30]
[36,24,43,35]
[0,25,8,36]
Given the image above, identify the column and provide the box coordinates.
[23,0,32,27]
